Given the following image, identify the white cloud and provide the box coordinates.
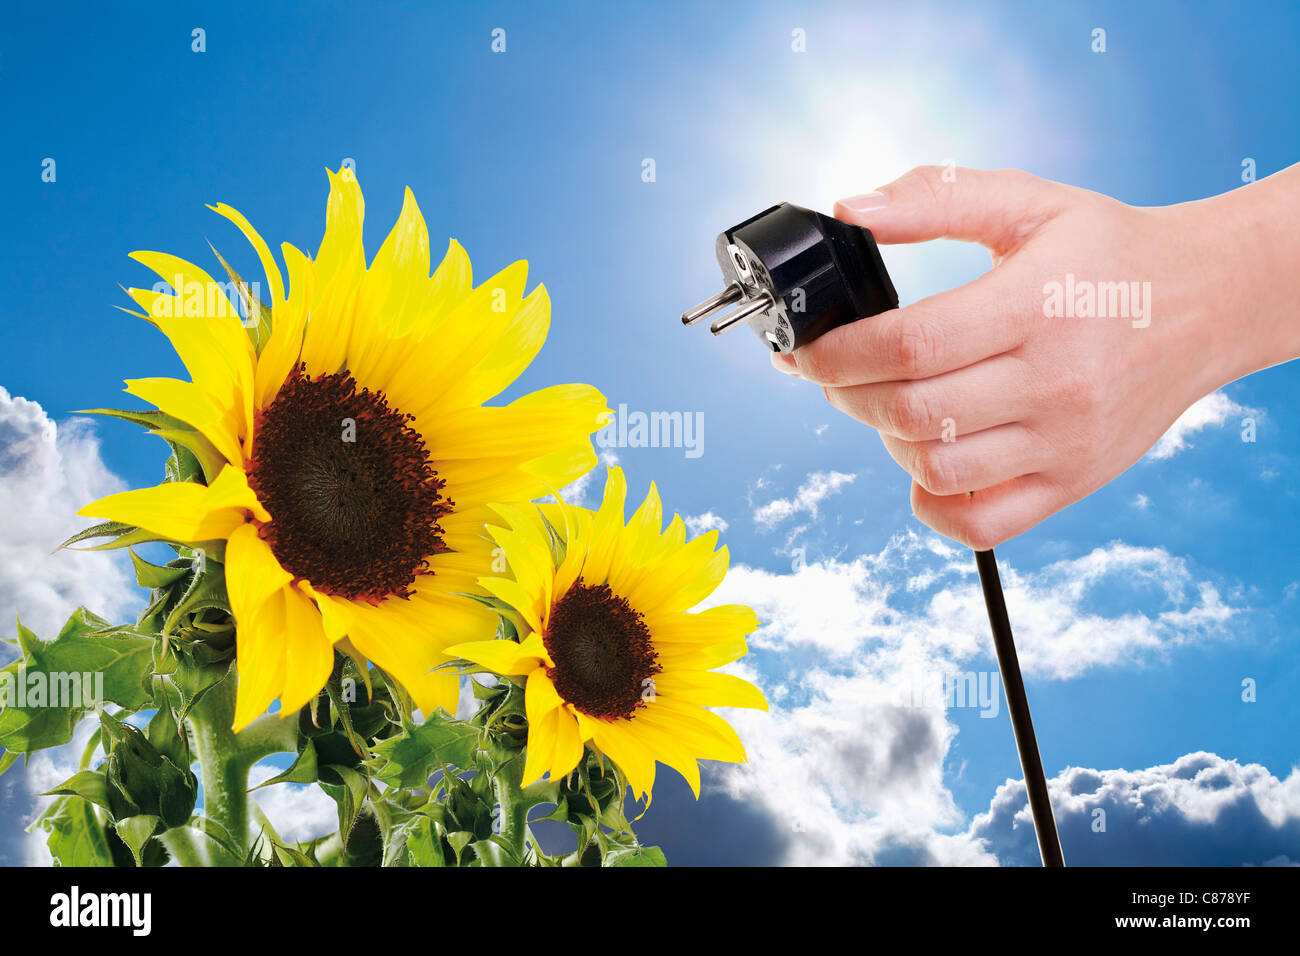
[694,532,1242,865]
[0,388,142,865]
[550,451,619,508]
[685,511,729,536]
[970,753,1300,866]
[1133,493,1151,511]
[929,543,1235,681]
[0,387,137,641]
[1148,391,1253,461]
[249,763,339,845]
[753,470,856,529]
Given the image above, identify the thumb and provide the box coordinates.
[833,165,1059,254]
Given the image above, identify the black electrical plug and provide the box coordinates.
[680,202,898,354]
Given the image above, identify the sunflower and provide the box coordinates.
[78,167,608,730]
[446,466,767,800]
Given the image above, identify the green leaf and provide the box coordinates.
[470,835,521,867]
[320,764,370,852]
[0,613,154,755]
[129,550,190,589]
[604,844,667,867]
[0,748,18,777]
[76,407,225,485]
[55,520,138,551]
[29,794,114,867]
[371,712,482,790]
[76,407,190,432]
[267,838,320,868]
[380,809,445,867]
[249,740,319,790]
[208,242,272,352]
[43,769,114,814]
[114,815,161,867]
[161,558,229,637]
[145,682,190,768]
[183,815,244,862]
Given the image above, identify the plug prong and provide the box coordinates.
[710,292,774,335]
[681,282,743,326]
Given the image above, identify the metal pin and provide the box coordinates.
[710,292,774,335]
[681,282,743,326]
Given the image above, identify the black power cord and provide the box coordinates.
[683,203,1065,866]
[975,548,1064,866]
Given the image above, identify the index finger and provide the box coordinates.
[780,270,1032,387]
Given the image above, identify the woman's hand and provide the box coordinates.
[772,164,1300,549]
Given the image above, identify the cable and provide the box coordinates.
[975,548,1064,867]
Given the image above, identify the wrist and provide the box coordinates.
[1170,166,1300,389]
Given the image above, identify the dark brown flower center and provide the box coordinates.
[543,578,660,720]
[246,364,452,603]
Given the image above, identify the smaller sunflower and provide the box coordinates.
[447,467,767,800]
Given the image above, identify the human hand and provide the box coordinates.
[772,164,1300,549]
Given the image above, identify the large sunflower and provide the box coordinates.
[446,467,767,800]
[79,168,608,730]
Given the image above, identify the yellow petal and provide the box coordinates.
[619,713,702,798]
[254,243,314,408]
[589,717,657,801]
[646,604,761,645]
[233,586,288,731]
[524,667,563,720]
[653,671,768,711]
[278,585,335,715]
[300,167,365,374]
[202,464,271,522]
[522,705,559,787]
[445,637,543,677]
[549,707,586,782]
[225,522,292,632]
[639,698,747,763]
[343,591,496,716]
[78,479,246,543]
[124,377,242,465]
[355,186,431,341]
[207,203,286,311]
[477,576,544,635]
[582,467,628,584]
[421,384,605,461]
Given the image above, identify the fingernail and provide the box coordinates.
[770,352,800,376]
[838,190,888,215]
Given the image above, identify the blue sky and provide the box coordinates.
[2,1,1300,865]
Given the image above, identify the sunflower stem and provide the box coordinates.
[160,826,206,868]
[494,754,530,865]
[186,677,252,865]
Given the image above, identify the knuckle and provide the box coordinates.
[913,444,961,496]
[885,383,937,439]
[904,165,954,204]
[993,166,1037,190]
[1055,367,1104,417]
[796,342,840,385]
[892,318,943,378]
